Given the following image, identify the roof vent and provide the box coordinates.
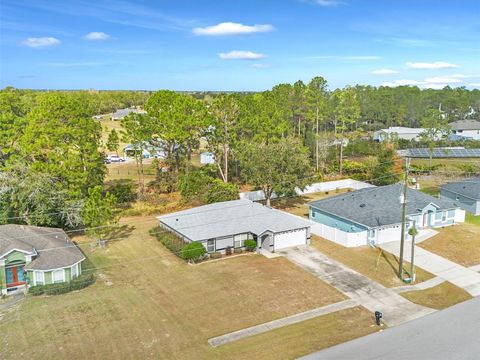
[360,203,366,208]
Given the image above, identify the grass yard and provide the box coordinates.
[311,235,434,288]
[99,117,130,152]
[400,281,472,310]
[0,216,380,360]
[418,224,480,267]
[466,213,480,227]
[105,159,157,183]
[216,306,380,360]
[272,189,352,218]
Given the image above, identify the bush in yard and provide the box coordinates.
[205,179,239,204]
[181,241,207,261]
[29,274,95,296]
[210,252,222,259]
[234,248,243,254]
[244,239,257,251]
[107,181,137,204]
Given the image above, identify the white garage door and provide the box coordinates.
[376,225,401,244]
[274,228,307,250]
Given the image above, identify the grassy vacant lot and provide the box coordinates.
[466,213,480,227]
[0,216,379,360]
[311,236,434,288]
[272,189,351,218]
[400,282,472,310]
[105,159,157,183]
[99,117,129,152]
[418,224,480,267]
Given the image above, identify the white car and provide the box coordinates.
[107,155,126,163]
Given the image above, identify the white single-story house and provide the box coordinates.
[157,199,311,253]
[111,108,146,121]
[373,127,426,142]
[309,183,465,247]
[450,120,480,140]
[440,178,480,216]
[123,143,167,159]
[0,225,85,295]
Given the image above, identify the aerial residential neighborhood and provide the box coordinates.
[1,1,479,359]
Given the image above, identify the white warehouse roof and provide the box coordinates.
[157,199,310,242]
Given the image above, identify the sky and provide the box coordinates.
[0,0,479,91]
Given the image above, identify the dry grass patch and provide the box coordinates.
[418,224,480,267]
[311,235,434,288]
[272,189,352,218]
[400,282,472,310]
[1,216,347,360]
[216,306,380,360]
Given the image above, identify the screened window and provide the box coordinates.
[71,264,78,279]
[52,269,64,284]
[207,239,215,252]
[234,234,249,248]
[34,271,44,286]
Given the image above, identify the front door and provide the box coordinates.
[6,265,25,288]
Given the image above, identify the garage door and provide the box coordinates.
[376,225,401,244]
[274,228,307,250]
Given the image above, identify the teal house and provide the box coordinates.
[0,225,85,296]
[309,183,465,247]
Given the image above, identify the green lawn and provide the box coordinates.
[466,213,480,227]
[0,216,380,360]
[400,281,472,310]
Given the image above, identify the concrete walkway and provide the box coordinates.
[208,299,358,347]
[380,241,480,296]
[280,246,435,327]
[0,293,25,311]
[391,276,445,294]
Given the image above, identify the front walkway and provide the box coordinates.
[208,299,358,347]
[380,241,480,297]
[280,246,435,327]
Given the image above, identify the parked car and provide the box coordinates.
[106,155,126,163]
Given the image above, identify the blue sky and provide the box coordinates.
[1,0,479,90]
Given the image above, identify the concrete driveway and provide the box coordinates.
[279,246,435,327]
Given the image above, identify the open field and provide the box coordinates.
[418,224,480,267]
[105,159,157,183]
[0,216,384,360]
[98,117,130,153]
[311,235,434,288]
[272,189,351,218]
[400,281,472,310]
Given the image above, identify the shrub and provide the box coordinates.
[244,239,257,251]
[234,248,243,254]
[210,252,222,259]
[150,226,185,255]
[29,274,95,296]
[225,246,233,256]
[181,242,207,261]
[107,181,137,203]
[205,179,239,204]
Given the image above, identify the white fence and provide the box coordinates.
[310,222,367,247]
[239,178,375,202]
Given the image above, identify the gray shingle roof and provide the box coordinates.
[441,178,480,200]
[112,108,146,119]
[157,199,310,242]
[0,225,85,270]
[309,183,459,228]
[450,120,480,131]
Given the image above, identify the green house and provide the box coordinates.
[0,225,85,296]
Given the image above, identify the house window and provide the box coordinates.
[442,212,447,222]
[234,234,248,248]
[34,271,44,286]
[52,269,64,284]
[207,239,215,252]
[71,264,78,279]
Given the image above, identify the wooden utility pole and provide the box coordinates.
[398,157,411,280]
[409,219,417,283]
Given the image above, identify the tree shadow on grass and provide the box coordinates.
[380,249,401,277]
[104,224,135,241]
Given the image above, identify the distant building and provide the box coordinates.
[440,178,480,216]
[123,142,166,159]
[373,127,426,142]
[450,120,480,140]
[111,108,146,121]
[200,152,215,164]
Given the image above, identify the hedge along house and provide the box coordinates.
[440,178,480,215]
[309,183,465,247]
[158,199,311,254]
[0,225,85,296]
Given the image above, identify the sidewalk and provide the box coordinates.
[208,299,358,347]
[380,241,480,297]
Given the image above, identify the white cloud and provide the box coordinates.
[424,76,462,84]
[219,50,266,60]
[372,68,399,75]
[193,22,273,36]
[21,37,60,48]
[381,79,423,87]
[423,83,449,90]
[406,61,458,69]
[84,32,110,40]
[44,62,106,67]
[468,83,480,88]
[313,0,344,6]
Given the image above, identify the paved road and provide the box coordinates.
[280,246,435,327]
[380,240,480,296]
[301,296,480,360]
